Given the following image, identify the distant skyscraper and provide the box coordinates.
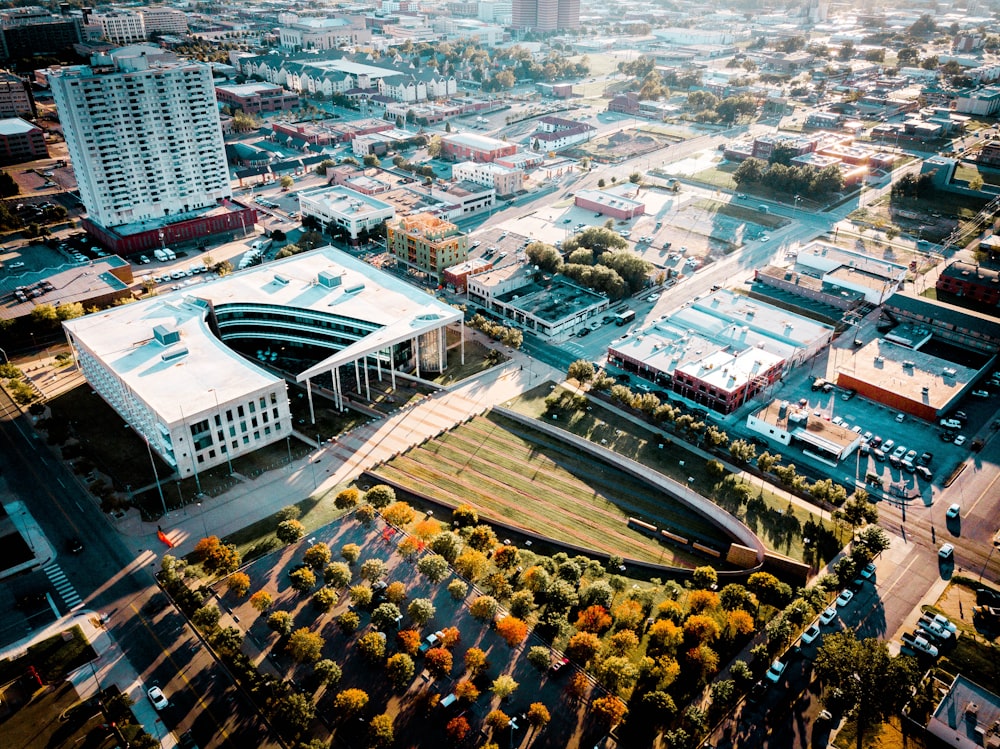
[50,48,230,230]
[512,0,578,31]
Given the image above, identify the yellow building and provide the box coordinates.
[386,213,468,282]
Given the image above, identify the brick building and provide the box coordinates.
[386,213,468,281]
[0,117,45,164]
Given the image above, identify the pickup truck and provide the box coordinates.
[901,632,939,657]
[418,630,444,654]
[917,615,953,640]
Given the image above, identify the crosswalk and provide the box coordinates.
[43,561,84,613]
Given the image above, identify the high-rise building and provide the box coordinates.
[50,48,231,230]
[511,0,577,31]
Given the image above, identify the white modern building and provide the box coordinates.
[50,48,231,230]
[63,248,464,478]
[87,11,146,44]
[298,185,395,241]
[277,15,371,51]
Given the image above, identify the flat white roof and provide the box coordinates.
[64,247,461,422]
[299,185,394,216]
[443,131,510,151]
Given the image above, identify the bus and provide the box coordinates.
[615,309,635,326]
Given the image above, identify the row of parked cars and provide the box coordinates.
[860,433,934,480]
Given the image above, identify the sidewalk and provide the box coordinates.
[0,610,175,748]
[115,351,564,558]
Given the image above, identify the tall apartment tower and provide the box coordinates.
[50,49,230,230]
[512,0,577,31]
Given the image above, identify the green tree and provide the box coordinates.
[280,175,295,190]
[407,598,436,626]
[314,659,342,687]
[358,631,387,661]
[814,631,919,749]
[417,554,450,583]
[273,692,315,738]
[364,484,395,509]
[568,359,595,383]
[289,567,316,592]
[276,519,305,544]
[386,652,415,689]
[324,561,351,588]
[268,610,293,637]
[371,602,402,630]
[360,558,387,582]
[491,674,519,700]
[287,628,324,663]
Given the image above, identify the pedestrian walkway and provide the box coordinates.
[115,352,564,558]
[42,560,84,612]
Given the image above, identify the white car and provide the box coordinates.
[819,606,837,625]
[939,542,954,559]
[946,503,961,520]
[836,589,854,607]
[801,623,821,644]
[895,413,906,423]
[764,659,786,684]
[147,685,168,711]
[953,435,967,446]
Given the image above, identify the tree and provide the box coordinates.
[611,598,644,630]
[425,647,453,678]
[466,524,498,552]
[493,545,520,570]
[485,709,510,731]
[454,548,489,580]
[591,696,628,730]
[407,598,436,626]
[194,536,241,574]
[250,590,273,614]
[575,605,612,633]
[567,359,595,383]
[470,595,500,621]
[527,702,550,731]
[455,680,479,701]
[337,611,360,634]
[447,579,468,600]
[367,713,394,749]
[360,558,387,582]
[280,175,295,190]
[358,632,387,661]
[289,567,317,592]
[595,656,639,696]
[349,585,373,607]
[386,653,415,689]
[287,628,325,663]
[495,616,529,647]
[464,647,487,676]
[334,487,360,509]
[273,692,315,738]
[837,493,879,539]
[332,688,369,718]
[446,715,471,742]
[192,605,221,633]
[417,554,450,583]
[303,543,331,570]
[341,543,361,564]
[491,674,519,700]
[814,631,919,749]
[268,610,294,637]
[227,572,250,597]
[528,646,551,672]
[382,501,416,527]
[566,631,601,664]
[430,531,463,562]
[277,519,305,545]
[324,561,352,588]
[314,659,342,687]
[385,581,407,604]
[372,602,402,630]
[452,503,479,527]
[855,524,891,558]
[312,587,337,612]
[364,484,395,509]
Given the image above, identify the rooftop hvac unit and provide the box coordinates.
[943,367,957,376]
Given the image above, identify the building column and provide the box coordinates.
[307,378,316,424]
[460,322,465,365]
[438,329,445,372]
[354,359,361,395]
[390,355,397,389]
[376,350,383,381]
[363,356,371,401]
[414,335,421,379]
[334,367,343,411]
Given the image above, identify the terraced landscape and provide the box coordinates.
[370,411,736,566]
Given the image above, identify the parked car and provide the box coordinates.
[764,659,786,684]
[939,543,955,559]
[859,562,876,581]
[820,606,838,626]
[836,589,854,607]
[953,435,967,446]
[946,503,961,520]
[972,390,990,398]
[801,623,821,644]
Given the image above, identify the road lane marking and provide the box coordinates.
[967,469,1000,517]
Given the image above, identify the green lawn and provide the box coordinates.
[691,198,791,229]
[691,163,738,190]
[506,384,839,565]
[371,411,729,566]
[955,162,1000,187]
[0,625,95,685]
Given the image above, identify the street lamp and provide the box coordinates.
[196,501,209,539]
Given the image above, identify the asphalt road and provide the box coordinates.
[0,387,279,749]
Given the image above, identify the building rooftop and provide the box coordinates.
[797,241,907,282]
[0,257,131,320]
[675,347,784,395]
[575,189,644,211]
[754,398,861,451]
[842,338,975,411]
[928,674,1000,749]
[442,131,511,150]
[939,260,1000,285]
[63,247,461,422]
[216,82,284,96]
[497,275,605,325]
[298,185,393,216]
[0,117,38,136]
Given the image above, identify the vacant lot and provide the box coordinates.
[371,412,731,566]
